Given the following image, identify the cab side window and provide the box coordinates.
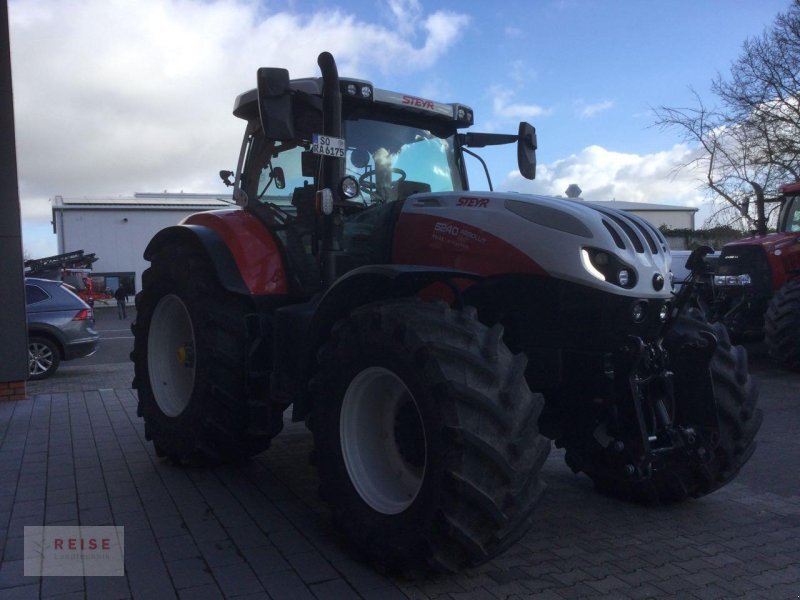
[253,144,315,211]
[788,198,800,232]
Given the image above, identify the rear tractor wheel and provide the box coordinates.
[131,242,283,464]
[310,299,550,574]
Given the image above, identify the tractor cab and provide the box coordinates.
[777,181,800,232]
[225,59,536,292]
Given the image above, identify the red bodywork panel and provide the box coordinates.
[725,232,800,290]
[183,210,288,295]
[392,213,546,275]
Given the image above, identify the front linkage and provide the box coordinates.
[602,331,720,485]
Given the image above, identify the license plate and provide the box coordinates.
[311,134,346,158]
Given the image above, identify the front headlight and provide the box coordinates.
[631,302,646,322]
[580,248,637,289]
[714,273,752,286]
[339,176,360,199]
[659,303,670,322]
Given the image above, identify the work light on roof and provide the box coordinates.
[342,81,372,99]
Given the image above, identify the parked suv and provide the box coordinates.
[26,278,99,380]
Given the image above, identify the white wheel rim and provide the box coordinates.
[29,342,53,376]
[148,294,196,417]
[340,366,426,514]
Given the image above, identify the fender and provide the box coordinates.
[144,209,289,296]
[281,264,480,421]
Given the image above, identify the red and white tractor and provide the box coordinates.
[132,52,761,573]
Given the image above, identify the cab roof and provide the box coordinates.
[232,76,473,128]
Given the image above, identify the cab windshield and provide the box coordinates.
[343,118,463,205]
[243,115,464,212]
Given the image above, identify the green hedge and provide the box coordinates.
[659,225,748,250]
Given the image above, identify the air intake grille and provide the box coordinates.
[606,213,645,253]
[603,220,626,249]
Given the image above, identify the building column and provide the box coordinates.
[0,0,30,401]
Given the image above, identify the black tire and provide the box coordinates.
[310,299,550,574]
[132,242,282,464]
[565,309,761,504]
[28,336,60,380]
[764,279,800,371]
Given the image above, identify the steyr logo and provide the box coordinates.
[457,197,489,208]
[402,95,435,110]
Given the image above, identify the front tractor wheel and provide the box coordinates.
[311,300,550,574]
[339,367,426,515]
[132,243,282,464]
[764,279,800,371]
[564,309,761,504]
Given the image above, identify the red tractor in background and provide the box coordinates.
[131,52,760,574]
[708,181,800,369]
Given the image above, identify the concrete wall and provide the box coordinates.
[57,208,208,293]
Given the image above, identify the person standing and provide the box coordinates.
[114,287,128,319]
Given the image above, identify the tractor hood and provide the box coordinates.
[724,230,800,255]
[394,191,673,299]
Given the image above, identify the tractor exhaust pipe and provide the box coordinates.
[317,52,344,192]
[317,52,343,281]
[750,181,768,236]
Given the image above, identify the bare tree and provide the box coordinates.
[655,0,800,232]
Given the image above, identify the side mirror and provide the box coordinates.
[350,148,370,169]
[685,245,715,274]
[219,170,234,187]
[272,167,285,190]
[301,151,319,178]
[517,122,537,180]
[257,67,295,141]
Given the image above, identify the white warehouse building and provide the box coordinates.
[52,193,230,294]
[589,200,697,230]
[51,192,698,295]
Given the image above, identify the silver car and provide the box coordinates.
[26,278,100,380]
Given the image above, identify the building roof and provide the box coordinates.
[52,193,233,210]
[586,200,698,213]
[51,192,697,214]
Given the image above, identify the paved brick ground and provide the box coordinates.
[2,352,800,599]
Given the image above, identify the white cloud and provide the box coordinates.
[509,59,537,86]
[576,99,614,119]
[501,144,709,211]
[387,0,423,37]
[492,87,551,120]
[8,0,470,241]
